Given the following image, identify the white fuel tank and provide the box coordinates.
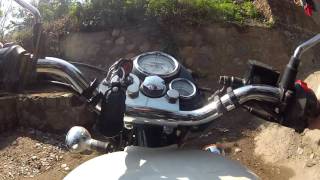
[64,146,258,180]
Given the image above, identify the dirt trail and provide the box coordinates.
[0,117,319,180]
[255,124,320,180]
[0,127,97,180]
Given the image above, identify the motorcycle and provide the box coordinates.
[2,1,320,179]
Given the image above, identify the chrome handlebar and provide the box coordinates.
[124,85,281,127]
[294,34,320,59]
[35,57,282,127]
[37,57,91,94]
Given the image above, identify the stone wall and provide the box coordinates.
[0,96,18,132]
[0,93,96,133]
[60,22,320,88]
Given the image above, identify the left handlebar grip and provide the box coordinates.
[0,45,36,91]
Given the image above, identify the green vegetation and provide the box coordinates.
[13,0,261,30]
[5,0,264,41]
[78,0,261,29]
[146,0,260,24]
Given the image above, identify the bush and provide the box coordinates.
[11,0,263,41]
[146,0,261,24]
[66,0,263,30]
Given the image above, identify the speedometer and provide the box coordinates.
[133,52,180,78]
[169,78,197,99]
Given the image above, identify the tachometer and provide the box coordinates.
[169,78,197,99]
[133,52,180,78]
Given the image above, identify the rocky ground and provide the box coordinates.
[0,127,96,180]
[0,113,319,180]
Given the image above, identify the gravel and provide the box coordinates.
[0,127,67,179]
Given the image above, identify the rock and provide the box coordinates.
[64,167,70,171]
[41,161,50,166]
[305,161,316,167]
[8,172,14,178]
[233,57,243,65]
[31,156,37,160]
[297,147,304,155]
[310,153,315,159]
[185,58,194,67]
[109,46,124,56]
[35,143,42,148]
[303,129,320,147]
[61,164,67,168]
[235,148,242,153]
[125,53,136,59]
[180,46,194,58]
[217,128,229,133]
[104,39,113,45]
[254,124,300,163]
[139,42,151,52]
[111,29,120,37]
[28,129,35,134]
[126,44,136,51]
[11,140,18,146]
[17,93,96,132]
[115,36,126,45]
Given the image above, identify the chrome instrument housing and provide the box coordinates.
[169,78,197,99]
[133,51,180,79]
[140,76,167,98]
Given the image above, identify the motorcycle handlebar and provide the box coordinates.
[125,85,281,127]
[35,57,282,127]
[37,57,92,94]
[293,34,320,59]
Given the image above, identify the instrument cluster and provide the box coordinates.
[126,51,202,111]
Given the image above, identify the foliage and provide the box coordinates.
[68,0,148,31]
[9,28,32,46]
[7,0,263,41]
[65,0,262,30]
[146,0,260,24]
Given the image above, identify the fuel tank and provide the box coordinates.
[64,146,258,180]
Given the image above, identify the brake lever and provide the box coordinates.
[242,104,279,123]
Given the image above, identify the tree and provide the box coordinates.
[0,0,15,40]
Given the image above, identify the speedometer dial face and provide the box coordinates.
[169,78,197,99]
[134,52,180,78]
